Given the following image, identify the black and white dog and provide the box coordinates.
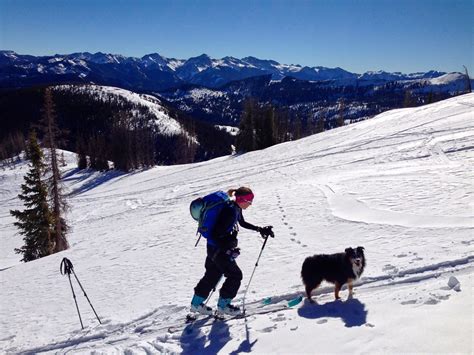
[301,247,366,302]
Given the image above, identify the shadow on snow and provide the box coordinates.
[179,317,257,355]
[64,169,128,196]
[298,297,368,327]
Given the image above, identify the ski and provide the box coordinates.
[259,295,303,308]
[214,311,246,321]
[168,295,303,334]
[185,312,214,323]
[287,295,303,307]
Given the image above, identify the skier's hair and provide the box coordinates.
[228,187,253,197]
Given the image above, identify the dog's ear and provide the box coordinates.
[356,246,365,254]
[345,247,354,254]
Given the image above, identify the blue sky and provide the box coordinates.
[1,0,472,74]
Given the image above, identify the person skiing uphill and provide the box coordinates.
[190,187,274,317]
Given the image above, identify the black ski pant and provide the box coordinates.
[194,245,243,300]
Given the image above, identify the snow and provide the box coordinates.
[429,72,465,85]
[166,59,185,71]
[47,57,64,64]
[448,276,461,291]
[215,125,239,136]
[188,88,226,101]
[0,94,473,354]
[55,85,187,137]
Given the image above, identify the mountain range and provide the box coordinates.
[0,50,451,91]
[1,49,471,141]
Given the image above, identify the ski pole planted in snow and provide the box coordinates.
[60,257,101,329]
[242,231,273,314]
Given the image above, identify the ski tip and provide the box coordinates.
[287,295,303,307]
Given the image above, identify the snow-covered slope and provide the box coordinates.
[55,84,187,136]
[0,94,473,353]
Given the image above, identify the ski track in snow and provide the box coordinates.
[1,94,473,354]
[11,259,473,354]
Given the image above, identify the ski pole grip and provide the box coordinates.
[60,257,74,275]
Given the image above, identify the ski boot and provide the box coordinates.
[190,294,213,316]
[216,297,242,318]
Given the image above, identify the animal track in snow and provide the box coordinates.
[260,325,277,333]
[382,264,399,274]
[275,192,307,248]
[271,315,286,322]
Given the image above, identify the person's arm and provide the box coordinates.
[239,209,275,238]
[238,211,259,231]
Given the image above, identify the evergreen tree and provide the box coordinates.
[403,90,414,108]
[88,134,109,171]
[0,131,25,162]
[274,108,290,143]
[258,106,277,149]
[315,112,325,133]
[236,99,257,152]
[39,88,69,252]
[292,116,302,140]
[336,99,346,127]
[10,131,54,262]
[76,134,88,169]
[426,91,434,104]
[463,65,472,93]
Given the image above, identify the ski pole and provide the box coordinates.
[242,235,271,314]
[194,232,202,247]
[204,275,224,306]
[71,269,102,325]
[61,258,84,329]
[60,257,102,328]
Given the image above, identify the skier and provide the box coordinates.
[190,187,274,317]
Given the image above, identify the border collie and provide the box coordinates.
[301,247,366,302]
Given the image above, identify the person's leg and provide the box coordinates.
[194,254,223,299]
[213,252,243,300]
[191,248,223,315]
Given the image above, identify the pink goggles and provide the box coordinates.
[235,193,254,204]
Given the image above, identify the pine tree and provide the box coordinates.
[76,134,88,169]
[315,112,325,133]
[336,99,346,127]
[463,65,472,93]
[258,106,277,149]
[403,90,414,108]
[292,116,302,140]
[40,88,69,252]
[236,99,257,152]
[10,131,54,262]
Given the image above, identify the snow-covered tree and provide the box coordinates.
[10,131,54,262]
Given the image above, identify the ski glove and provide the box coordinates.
[258,226,274,238]
[226,247,240,259]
